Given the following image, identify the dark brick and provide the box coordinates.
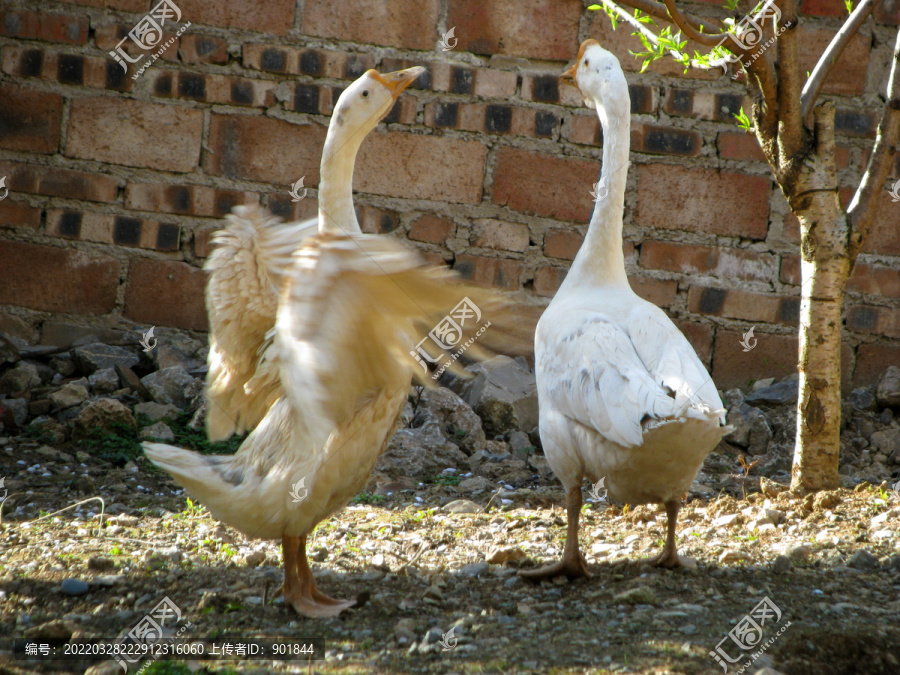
[294,84,319,114]
[433,102,459,128]
[214,191,239,217]
[344,55,367,79]
[178,73,206,100]
[629,84,652,114]
[230,80,253,105]
[667,89,692,115]
[331,86,345,103]
[534,111,557,137]
[113,216,142,246]
[156,223,179,250]
[21,49,43,77]
[848,306,878,331]
[105,60,126,89]
[642,128,699,156]
[413,66,431,90]
[260,48,286,72]
[167,186,191,213]
[485,104,512,133]
[699,287,726,314]
[451,67,473,94]
[716,94,743,121]
[778,297,800,323]
[58,211,82,238]
[835,109,877,137]
[57,54,83,85]
[382,100,400,124]
[154,73,172,96]
[268,196,292,220]
[299,50,323,76]
[532,75,559,103]
[194,37,219,58]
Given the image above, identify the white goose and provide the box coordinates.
[203,66,424,441]
[521,40,731,580]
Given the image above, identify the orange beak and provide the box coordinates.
[371,66,426,98]
[559,62,578,88]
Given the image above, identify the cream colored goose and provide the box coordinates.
[204,66,424,441]
[521,40,731,580]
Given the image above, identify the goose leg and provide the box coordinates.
[642,500,695,569]
[520,486,591,581]
[282,535,356,618]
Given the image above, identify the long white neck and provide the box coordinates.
[561,91,631,290]
[317,121,368,235]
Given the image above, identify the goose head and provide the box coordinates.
[560,40,628,114]
[331,66,425,135]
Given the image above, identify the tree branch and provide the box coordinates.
[775,0,803,160]
[846,27,900,263]
[660,0,731,47]
[800,0,877,123]
[621,0,726,36]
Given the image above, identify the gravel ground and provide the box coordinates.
[2,436,900,675]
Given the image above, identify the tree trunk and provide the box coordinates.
[788,102,847,492]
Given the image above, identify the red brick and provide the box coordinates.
[0,84,62,153]
[534,266,566,297]
[564,113,601,146]
[179,34,228,64]
[628,276,677,308]
[453,254,522,290]
[640,241,776,282]
[847,263,900,298]
[875,1,900,24]
[688,286,799,325]
[854,343,900,387]
[474,69,517,98]
[847,305,900,338]
[781,255,801,285]
[59,0,147,11]
[636,165,770,239]
[357,205,400,234]
[544,229,583,260]
[797,27,869,97]
[0,201,42,230]
[125,258,209,331]
[718,132,766,161]
[67,98,202,172]
[801,0,849,18]
[356,133,486,204]
[472,219,529,252]
[632,124,701,157]
[672,320,713,366]
[493,148,597,221]
[862,191,900,256]
[303,0,438,50]
[0,161,119,203]
[408,215,454,244]
[712,329,798,389]
[0,9,88,44]
[177,0,294,34]
[0,241,119,314]
[46,210,181,252]
[193,226,216,258]
[206,113,326,185]
[448,0,580,60]
[126,182,257,217]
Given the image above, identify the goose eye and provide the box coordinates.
[362,90,369,97]
[584,59,589,67]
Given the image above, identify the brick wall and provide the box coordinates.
[1,0,899,389]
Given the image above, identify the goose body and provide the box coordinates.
[522,41,730,580]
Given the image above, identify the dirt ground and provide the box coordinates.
[1,435,900,675]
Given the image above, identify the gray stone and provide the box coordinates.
[140,366,201,408]
[848,387,877,412]
[49,383,90,410]
[139,422,175,441]
[73,343,140,375]
[458,476,495,494]
[377,420,469,479]
[847,549,880,571]
[416,387,485,455]
[440,499,481,514]
[0,331,20,366]
[453,356,538,436]
[71,399,136,440]
[61,578,90,596]
[613,586,658,605]
[154,331,205,372]
[751,377,775,391]
[0,361,41,394]
[726,403,772,455]
[87,556,116,571]
[772,555,792,574]
[88,368,120,394]
[459,562,490,577]
[134,402,179,422]
[744,379,799,407]
[27,416,67,444]
[4,398,28,426]
[507,430,534,454]
[877,366,900,409]
[116,364,152,400]
[869,428,900,463]
[50,355,76,377]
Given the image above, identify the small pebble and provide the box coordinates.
[61,578,90,596]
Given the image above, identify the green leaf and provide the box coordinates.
[587,3,602,9]
[734,106,753,132]
[844,0,853,15]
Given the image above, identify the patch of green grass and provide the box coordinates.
[75,421,142,464]
[351,492,386,505]
[428,474,462,487]
[165,411,243,456]
[21,424,57,444]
